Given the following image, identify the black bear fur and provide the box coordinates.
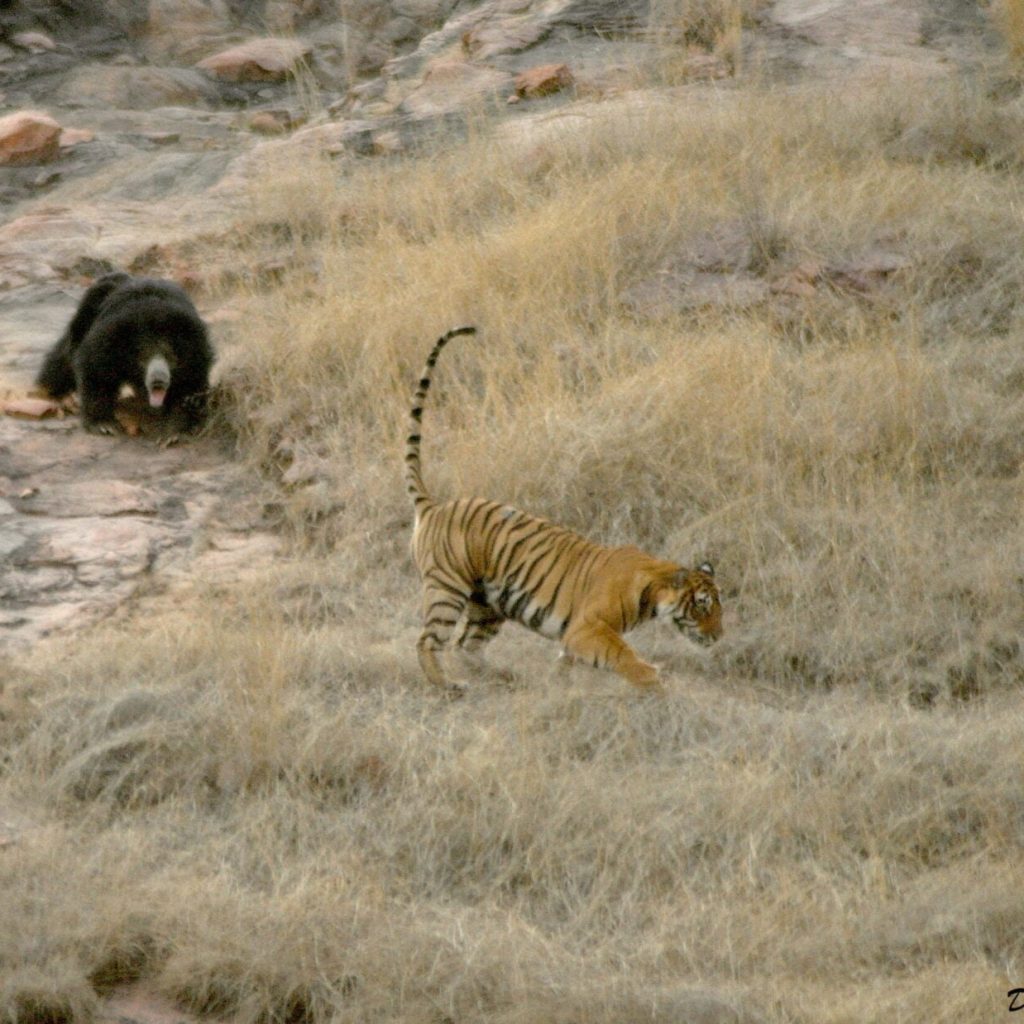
[36,272,214,436]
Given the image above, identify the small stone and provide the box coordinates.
[379,15,418,45]
[372,130,403,154]
[142,132,181,146]
[197,38,311,83]
[11,31,56,53]
[513,64,574,100]
[248,112,288,135]
[2,397,63,420]
[32,169,61,189]
[0,111,61,167]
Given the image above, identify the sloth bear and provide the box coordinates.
[36,272,214,438]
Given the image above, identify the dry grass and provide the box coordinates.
[989,0,1024,68]
[648,0,767,71]
[3,71,1024,1024]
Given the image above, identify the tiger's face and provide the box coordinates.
[663,562,722,647]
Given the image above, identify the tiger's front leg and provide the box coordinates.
[562,621,666,695]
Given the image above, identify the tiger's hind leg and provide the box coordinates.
[562,621,665,695]
[416,583,469,696]
[454,599,511,683]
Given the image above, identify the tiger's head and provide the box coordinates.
[658,562,722,647]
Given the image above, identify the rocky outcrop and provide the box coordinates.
[0,409,279,650]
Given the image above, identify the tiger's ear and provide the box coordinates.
[671,563,714,588]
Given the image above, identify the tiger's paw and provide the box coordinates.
[626,662,666,695]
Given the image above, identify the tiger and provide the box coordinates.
[406,326,723,696]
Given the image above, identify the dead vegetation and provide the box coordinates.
[2,53,1023,1024]
[989,0,1024,69]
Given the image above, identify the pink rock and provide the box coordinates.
[2,397,63,420]
[0,111,61,167]
[249,111,289,135]
[197,38,311,83]
[513,63,574,99]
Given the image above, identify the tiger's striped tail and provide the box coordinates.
[405,325,477,514]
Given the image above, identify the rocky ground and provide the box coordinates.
[0,0,996,653]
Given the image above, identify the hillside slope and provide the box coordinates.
[1,3,1022,1024]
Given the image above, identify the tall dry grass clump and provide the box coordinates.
[3,73,1024,1024]
[648,0,768,70]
